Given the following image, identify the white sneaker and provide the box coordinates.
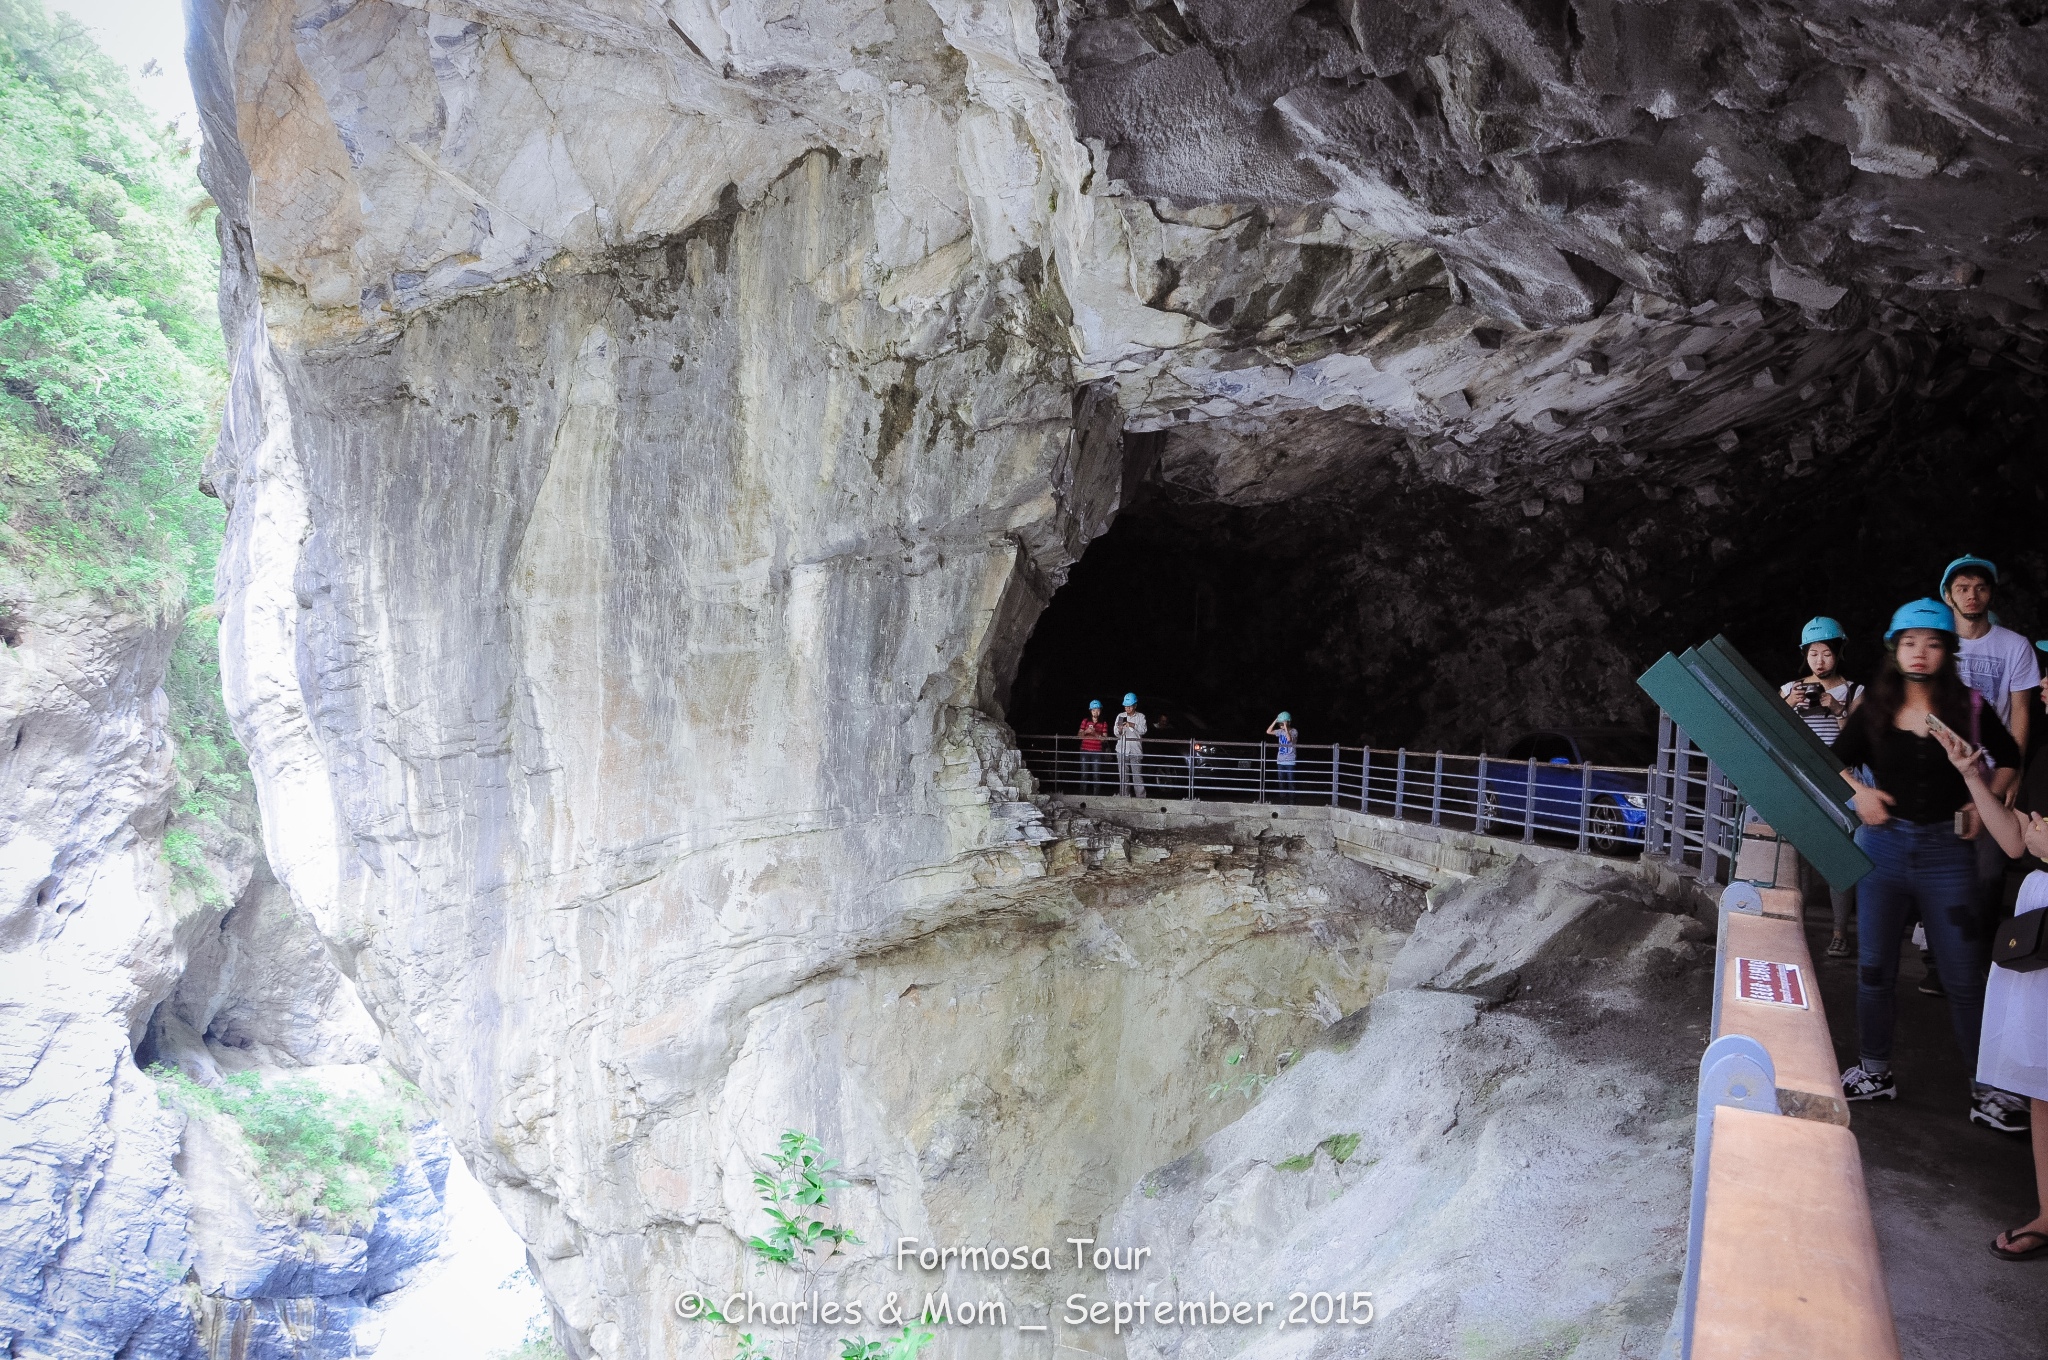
[1842,1065,1897,1101]
[1971,1087,2031,1133]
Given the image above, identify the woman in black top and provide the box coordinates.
[1832,599,2021,1122]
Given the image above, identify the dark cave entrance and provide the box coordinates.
[1008,370,2048,757]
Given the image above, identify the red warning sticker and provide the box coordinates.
[1735,958,1808,1010]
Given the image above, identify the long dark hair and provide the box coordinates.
[1859,634,1974,734]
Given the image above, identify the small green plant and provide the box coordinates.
[745,1130,861,1267]
[159,826,223,906]
[150,1065,409,1221]
[492,1317,569,1360]
[1321,1132,1361,1164]
[1275,1151,1317,1172]
[734,1336,774,1360]
[1206,1049,1295,1101]
[838,1327,935,1360]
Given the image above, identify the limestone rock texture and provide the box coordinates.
[1,589,199,1358]
[1111,855,1710,1360]
[0,576,450,1360]
[183,0,2039,1357]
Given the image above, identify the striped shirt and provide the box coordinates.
[1780,680,1861,746]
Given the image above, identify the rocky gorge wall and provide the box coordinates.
[0,579,452,1360]
[184,2,2046,1358]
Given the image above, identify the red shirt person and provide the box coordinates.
[1077,701,1110,792]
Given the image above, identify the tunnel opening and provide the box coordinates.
[1010,352,2048,760]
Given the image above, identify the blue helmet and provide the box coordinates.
[1940,554,1998,594]
[1123,692,1138,706]
[1089,699,1102,710]
[1799,617,1846,647]
[1276,711,1291,722]
[1884,598,1957,644]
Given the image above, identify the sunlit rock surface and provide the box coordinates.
[1113,856,1710,1360]
[0,578,448,1360]
[184,2,2044,1357]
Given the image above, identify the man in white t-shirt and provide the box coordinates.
[1942,557,2039,1076]
[1944,555,2037,792]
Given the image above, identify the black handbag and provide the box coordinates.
[1992,909,2048,972]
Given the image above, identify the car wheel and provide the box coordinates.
[1588,796,1632,853]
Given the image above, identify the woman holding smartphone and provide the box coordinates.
[1832,599,2022,1131]
[1928,717,2048,1258]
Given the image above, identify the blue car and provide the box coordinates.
[1482,728,1653,851]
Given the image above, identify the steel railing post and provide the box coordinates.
[1577,761,1593,852]
[1360,747,1371,813]
[1430,751,1444,826]
[1701,758,1725,884]
[1476,753,1489,833]
[1259,742,1268,803]
[1523,757,1537,843]
[1329,744,1339,807]
[1394,748,1408,819]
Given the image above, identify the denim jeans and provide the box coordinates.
[1854,819,1987,1068]
[1079,751,1103,794]
[1276,763,1296,803]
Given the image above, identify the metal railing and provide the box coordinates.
[1644,713,1747,887]
[1016,735,1653,855]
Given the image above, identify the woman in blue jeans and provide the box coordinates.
[1832,598,2024,1130]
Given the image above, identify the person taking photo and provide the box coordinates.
[1114,693,1148,798]
[1782,618,1864,957]
[1831,599,2025,1134]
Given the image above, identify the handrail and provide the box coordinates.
[1013,734,1654,855]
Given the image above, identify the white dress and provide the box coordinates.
[1979,871,2048,1100]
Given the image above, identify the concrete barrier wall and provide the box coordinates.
[1051,794,1706,904]
[1686,825,1899,1360]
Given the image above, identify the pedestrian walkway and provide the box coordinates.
[1807,920,2048,1358]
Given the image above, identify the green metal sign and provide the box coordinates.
[1638,636,1871,890]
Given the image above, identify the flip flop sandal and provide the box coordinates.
[1989,1229,2048,1262]
[1826,936,1850,958]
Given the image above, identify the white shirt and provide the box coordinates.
[1113,711,1147,745]
[1956,624,2041,726]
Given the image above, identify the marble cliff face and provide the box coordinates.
[183,1,2044,1356]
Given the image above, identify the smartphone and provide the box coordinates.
[1925,713,1956,740]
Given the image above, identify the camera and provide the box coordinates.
[1797,682,1826,714]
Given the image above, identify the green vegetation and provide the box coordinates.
[746,1130,862,1267]
[681,1131,932,1360]
[493,1318,569,1360]
[0,0,225,604]
[1321,1131,1361,1163]
[150,1065,411,1223]
[1206,1048,1295,1101]
[0,0,249,893]
[839,1328,935,1360]
[1276,1132,1363,1173]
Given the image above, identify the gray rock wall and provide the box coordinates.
[184,3,2045,1358]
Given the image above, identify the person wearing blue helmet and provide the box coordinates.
[1113,693,1147,797]
[1942,555,2040,971]
[1782,618,1862,957]
[1077,701,1109,794]
[1832,599,2027,1131]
